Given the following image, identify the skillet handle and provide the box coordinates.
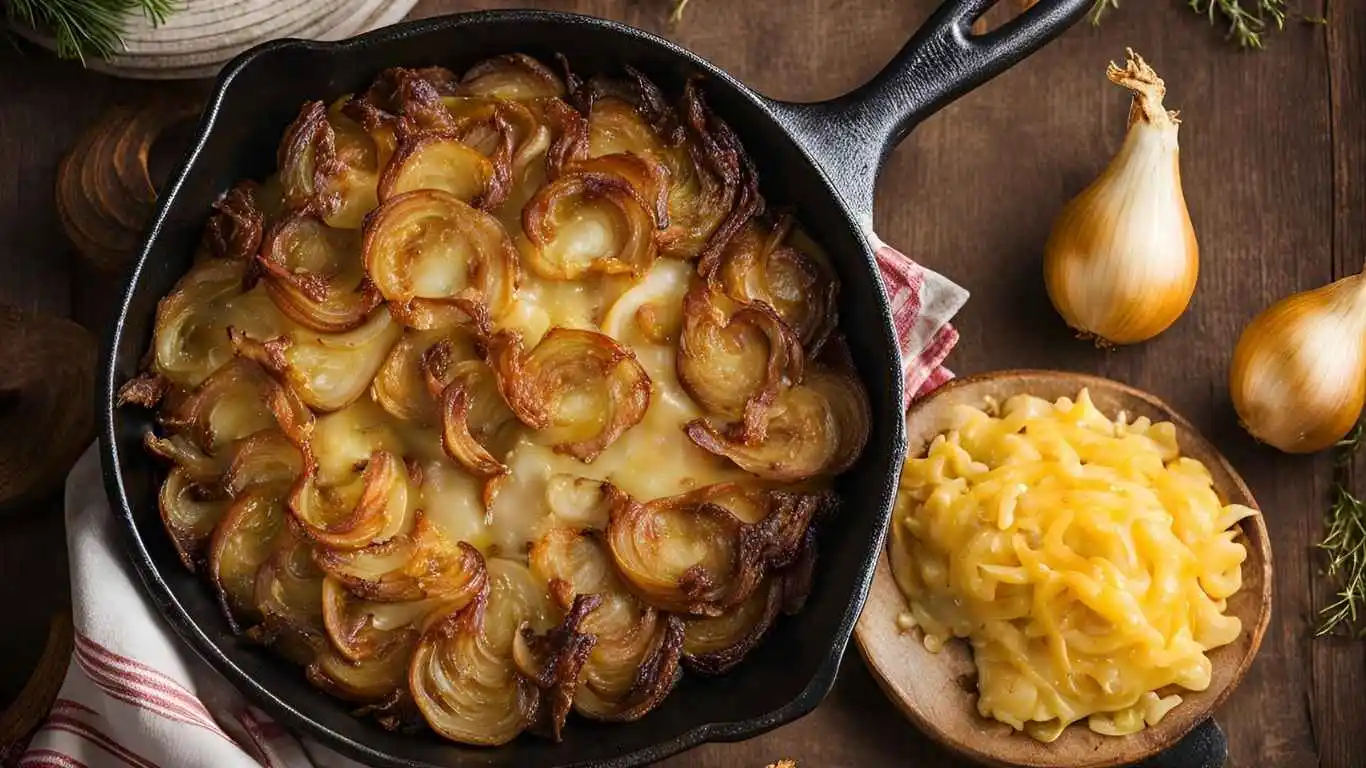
[767,0,1092,221]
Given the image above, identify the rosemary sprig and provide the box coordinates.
[5,0,178,64]
[1318,422,1366,638]
[1089,0,1307,49]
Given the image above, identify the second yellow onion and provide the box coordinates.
[1044,50,1198,345]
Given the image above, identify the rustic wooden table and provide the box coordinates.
[1,1,1362,766]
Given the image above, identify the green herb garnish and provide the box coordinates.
[1319,423,1366,637]
[6,0,178,64]
[1090,1,1319,50]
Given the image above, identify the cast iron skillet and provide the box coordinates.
[102,2,1092,766]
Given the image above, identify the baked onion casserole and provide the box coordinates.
[117,55,870,745]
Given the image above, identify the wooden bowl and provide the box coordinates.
[853,370,1273,768]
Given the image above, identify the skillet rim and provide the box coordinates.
[98,9,909,767]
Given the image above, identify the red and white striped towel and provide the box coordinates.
[17,241,965,768]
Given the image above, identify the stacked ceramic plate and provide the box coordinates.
[15,0,420,79]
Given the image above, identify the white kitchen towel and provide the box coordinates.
[17,243,966,768]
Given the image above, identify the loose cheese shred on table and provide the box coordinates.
[890,389,1254,742]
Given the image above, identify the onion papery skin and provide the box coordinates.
[362,189,519,330]
[488,328,651,462]
[686,368,870,481]
[1230,275,1366,453]
[605,484,833,616]
[677,281,804,442]
[258,213,382,333]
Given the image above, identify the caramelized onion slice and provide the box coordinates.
[321,576,445,662]
[409,559,551,746]
[489,328,650,462]
[223,430,307,496]
[315,513,487,603]
[309,632,418,704]
[677,282,803,442]
[289,450,414,550]
[159,467,230,571]
[713,218,838,353]
[511,593,602,740]
[459,54,565,101]
[205,181,265,261]
[528,527,682,720]
[278,100,381,228]
[363,190,518,330]
[424,342,515,477]
[605,484,832,615]
[685,368,870,481]
[370,328,477,424]
[522,153,665,280]
[347,66,462,137]
[153,258,290,389]
[209,487,287,629]
[231,308,401,412]
[254,527,326,641]
[158,357,311,452]
[681,576,782,675]
[377,130,494,206]
[258,213,381,333]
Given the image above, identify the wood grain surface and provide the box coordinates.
[0,1,1361,765]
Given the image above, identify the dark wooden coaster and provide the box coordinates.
[0,306,96,511]
[56,99,202,273]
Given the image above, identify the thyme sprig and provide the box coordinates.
[6,0,178,64]
[1318,423,1366,638]
[1091,1,1307,50]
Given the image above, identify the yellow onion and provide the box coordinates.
[362,189,519,330]
[156,358,312,452]
[711,217,838,352]
[230,308,401,412]
[1230,272,1366,453]
[605,484,830,616]
[288,450,415,550]
[257,213,381,332]
[222,431,307,496]
[677,281,804,442]
[522,152,667,280]
[488,328,651,462]
[526,526,684,721]
[544,474,617,530]
[1043,49,1198,345]
[278,100,380,229]
[208,487,288,628]
[313,513,487,603]
[458,54,565,101]
[408,558,550,746]
[600,259,692,346]
[159,467,230,571]
[686,368,869,481]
